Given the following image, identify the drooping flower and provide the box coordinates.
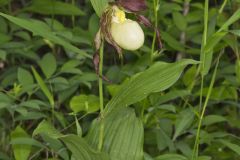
[93,0,163,81]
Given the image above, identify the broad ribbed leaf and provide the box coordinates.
[0,12,90,58]
[104,59,198,115]
[61,135,110,160]
[86,107,144,160]
[155,154,188,160]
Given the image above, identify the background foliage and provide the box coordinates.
[0,0,240,160]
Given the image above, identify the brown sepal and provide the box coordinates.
[100,7,123,57]
[136,14,152,27]
[116,0,147,12]
[93,50,112,83]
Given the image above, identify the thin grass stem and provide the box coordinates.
[98,42,105,151]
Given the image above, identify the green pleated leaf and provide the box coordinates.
[0,12,90,58]
[155,154,188,160]
[104,59,198,115]
[61,135,110,160]
[86,107,144,160]
[24,0,85,16]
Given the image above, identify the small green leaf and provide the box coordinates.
[70,95,99,113]
[0,49,6,60]
[172,12,187,31]
[11,126,31,160]
[32,67,54,106]
[183,65,197,87]
[24,0,85,16]
[173,109,195,140]
[236,60,240,84]
[33,120,63,139]
[161,31,185,51]
[219,139,240,156]
[75,116,82,136]
[202,115,227,126]
[39,53,57,79]
[18,68,34,86]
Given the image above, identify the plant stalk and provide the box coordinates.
[151,0,159,62]
[98,42,104,151]
[192,0,209,159]
[192,56,220,160]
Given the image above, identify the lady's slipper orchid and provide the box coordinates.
[93,0,163,81]
[111,6,145,50]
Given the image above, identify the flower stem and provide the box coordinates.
[71,0,75,27]
[192,56,220,160]
[98,42,104,151]
[151,0,159,62]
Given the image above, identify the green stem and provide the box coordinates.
[192,57,220,160]
[192,0,209,159]
[98,42,104,151]
[151,0,159,62]
[71,0,75,27]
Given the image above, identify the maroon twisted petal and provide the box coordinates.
[116,0,147,12]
